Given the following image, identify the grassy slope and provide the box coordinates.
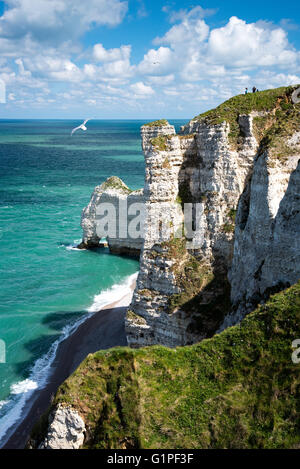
[192,85,300,151]
[47,282,300,449]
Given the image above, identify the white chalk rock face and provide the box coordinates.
[39,405,85,450]
[126,110,300,347]
[80,176,144,256]
[126,117,260,347]
[222,143,300,329]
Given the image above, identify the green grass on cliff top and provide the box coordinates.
[101,176,133,194]
[35,281,300,449]
[193,86,298,125]
[143,119,169,127]
[191,85,300,151]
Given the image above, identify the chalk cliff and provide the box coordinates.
[38,405,85,450]
[127,87,300,347]
[79,176,144,256]
[126,114,261,346]
[80,87,300,348]
[223,137,300,329]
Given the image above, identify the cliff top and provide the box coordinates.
[100,176,133,194]
[193,85,299,125]
[33,281,300,449]
[143,87,300,157]
[143,119,169,127]
[188,85,300,154]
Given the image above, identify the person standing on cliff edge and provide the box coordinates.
[245,88,248,94]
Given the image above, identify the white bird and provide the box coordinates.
[71,119,90,136]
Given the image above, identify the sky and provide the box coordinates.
[0,0,300,119]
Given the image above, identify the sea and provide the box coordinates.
[0,119,186,446]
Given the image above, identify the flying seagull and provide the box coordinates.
[71,119,90,136]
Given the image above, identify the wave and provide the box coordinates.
[65,241,83,251]
[0,272,138,447]
[88,275,136,313]
[11,380,38,395]
[58,239,83,251]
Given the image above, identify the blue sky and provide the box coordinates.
[0,0,299,119]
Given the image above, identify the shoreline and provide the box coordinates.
[1,277,136,450]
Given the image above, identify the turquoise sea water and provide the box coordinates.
[0,119,186,443]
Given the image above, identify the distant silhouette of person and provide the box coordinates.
[245,88,248,94]
[252,86,257,93]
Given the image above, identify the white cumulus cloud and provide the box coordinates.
[0,0,128,46]
[138,47,175,75]
[208,16,298,67]
[130,81,155,98]
[93,44,131,63]
[154,16,209,47]
[1,2,300,117]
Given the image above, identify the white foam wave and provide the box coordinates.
[66,245,82,251]
[63,239,84,251]
[0,272,138,447]
[10,380,38,395]
[88,273,137,313]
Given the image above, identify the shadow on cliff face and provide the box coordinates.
[186,270,232,338]
[163,141,234,341]
[14,311,85,379]
[162,236,232,341]
[169,262,232,340]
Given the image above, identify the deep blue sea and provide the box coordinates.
[0,119,186,444]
